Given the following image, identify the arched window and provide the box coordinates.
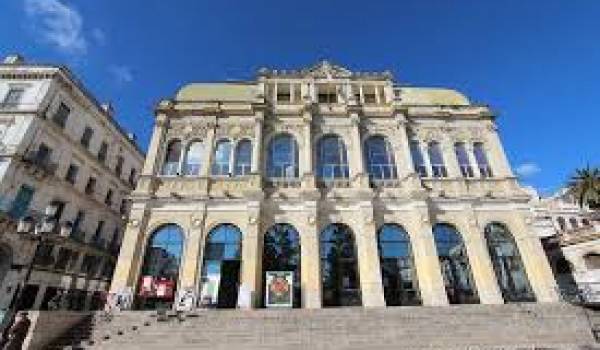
[211,139,232,176]
[139,224,184,309]
[317,135,349,179]
[233,140,252,176]
[427,141,447,178]
[484,223,535,302]
[262,223,301,307]
[454,142,473,178]
[473,142,493,178]
[364,136,397,180]
[320,223,361,307]
[162,140,182,176]
[432,223,479,304]
[183,141,204,176]
[377,224,420,306]
[199,224,242,308]
[557,217,567,231]
[267,134,299,178]
[410,140,427,177]
[569,217,579,229]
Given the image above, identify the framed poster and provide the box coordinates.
[265,271,293,308]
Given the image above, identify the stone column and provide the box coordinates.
[485,124,513,177]
[442,141,461,178]
[300,200,321,308]
[466,144,481,178]
[179,208,206,294]
[141,114,168,176]
[421,141,432,177]
[202,121,217,176]
[109,204,148,294]
[301,110,313,176]
[349,113,366,184]
[355,203,385,307]
[459,216,504,304]
[251,112,264,173]
[394,115,414,178]
[510,214,559,303]
[239,201,263,308]
[406,205,448,306]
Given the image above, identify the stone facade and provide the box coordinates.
[111,61,559,309]
[0,55,144,314]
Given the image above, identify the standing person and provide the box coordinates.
[3,312,31,350]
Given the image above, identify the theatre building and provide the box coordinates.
[110,61,559,309]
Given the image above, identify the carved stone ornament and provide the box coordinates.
[248,214,259,225]
[307,214,316,224]
[192,217,203,228]
[129,219,140,228]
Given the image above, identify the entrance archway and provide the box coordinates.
[262,223,301,307]
[138,224,184,309]
[320,223,361,307]
[484,223,535,302]
[432,223,479,304]
[199,224,242,308]
[377,224,420,306]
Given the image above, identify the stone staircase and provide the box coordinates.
[47,303,599,350]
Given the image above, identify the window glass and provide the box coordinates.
[184,141,204,176]
[473,143,493,177]
[454,142,473,178]
[365,136,397,180]
[317,135,349,179]
[211,140,231,175]
[162,140,182,175]
[410,140,427,177]
[234,140,252,176]
[267,134,299,178]
[427,141,447,178]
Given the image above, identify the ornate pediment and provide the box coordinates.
[302,60,352,79]
[257,60,393,80]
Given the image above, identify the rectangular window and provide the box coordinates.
[119,198,128,215]
[71,211,85,241]
[2,87,25,106]
[80,127,93,149]
[85,177,96,195]
[104,189,113,206]
[52,103,70,128]
[93,220,105,242]
[49,200,66,222]
[317,85,337,104]
[33,243,54,266]
[65,164,79,184]
[473,143,493,178]
[409,141,427,177]
[97,142,108,163]
[115,156,124,177]
[8,185,35,219]
[454,143,474,178]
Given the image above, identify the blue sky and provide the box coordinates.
[1,0,598,195]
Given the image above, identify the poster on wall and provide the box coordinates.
[265,271,293,308]
[199,261,221,307]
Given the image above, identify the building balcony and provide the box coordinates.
[21,151,58,179]
[421,177,528,199]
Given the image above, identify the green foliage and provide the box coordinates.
[567,165,600,209]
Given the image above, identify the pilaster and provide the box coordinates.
[251,112,264,173]
[300,201,321,308]
[301,109,313,176]
[394,114,414,178]
[355,203,385,307]
[179,206,206,293]
[239,201,263,308]
[141,114,168,176]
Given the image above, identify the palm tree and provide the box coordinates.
[567,165,600,209]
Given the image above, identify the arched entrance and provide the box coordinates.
[377,224,420,306]
[138,224,184,309]
[262,223,301,307]
[199,224,242,308]
[432,223,479,304]
[484,223,535,302]
[320,223,361,307]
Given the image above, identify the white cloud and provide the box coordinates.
[24,0,87,55]
[515,162,541,178]
[108,65,134,84]
[91,28,106,45]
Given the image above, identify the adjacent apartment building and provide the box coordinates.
[110,61,559,310]
[0,55,144,315]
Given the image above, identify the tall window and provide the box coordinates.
[211,139,232,176]
[200,224,242,308]
[98,142,108,163]
[317,84,338,103]
[364,136,397,180]
[234,140,252,176]
[65,164,79,185]
[433,223,479,304]
[115,156,124,177]
[409,140,427,177]
[140,224,184,309]
[162,140,182,176]
[320,223,361,307]
[52,102,70,128]
[377,224,420,306]
[267,134,299,178]
[183,141,204,176]
[454,142,474,178]
[8,185,35,219]
[80,127,93,149]
[317,135,349,179]
[557,217,566,231]
[484,223,535,302]
[473,143,493,177]
[128,168,137,187]
[427,141,447,178]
